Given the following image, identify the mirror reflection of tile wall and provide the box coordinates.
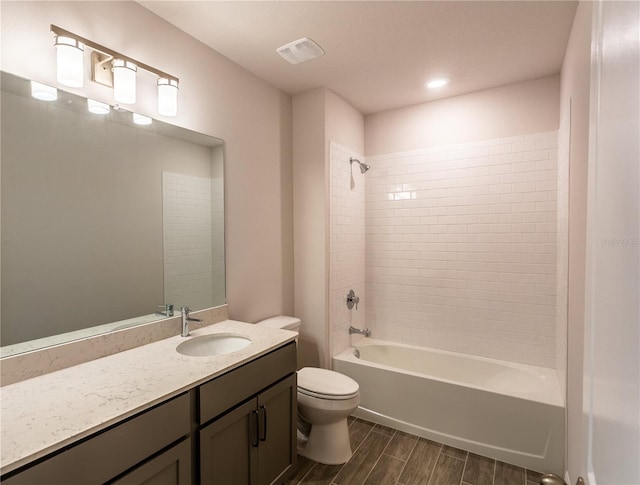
[162,172,215,311]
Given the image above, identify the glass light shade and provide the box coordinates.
[55,36,85,88]
[87,99,110,115]
[133,113,152,125]
[113,59,137,104]
[157,78,178,117]
[30,81,58,101]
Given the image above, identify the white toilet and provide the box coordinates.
[257,316,360,465]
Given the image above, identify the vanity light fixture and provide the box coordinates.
[425,77,449,89]
[157,78,178,116]
[54,35,85,87]
[30,81,58,101]
[87,99,110,115]
[132,113,152,125]
[50,25,179,116]
[112,59,137,104]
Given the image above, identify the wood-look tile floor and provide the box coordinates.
[286,417,544,485]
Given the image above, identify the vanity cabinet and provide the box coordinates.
[1,340,297,485]
[198,341,297,485]
[111,439,191,485]
[2,393,191,485]
[199,375,296,485]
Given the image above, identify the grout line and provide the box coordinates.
[441,454,467,462]
[332,463,346,484]
[297,455,344,485]
[440,448,468,460]
[459,452,469,485]
[426,444,443,485]
[393,436,420,485]
[361,429,397,484]
[295,460,315,485]
[492,459,497,485]
[350,425,374,456]
[378,428,396,455]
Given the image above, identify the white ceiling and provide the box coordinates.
[140,1,578,115]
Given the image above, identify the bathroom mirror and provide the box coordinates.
[0,71,225,356]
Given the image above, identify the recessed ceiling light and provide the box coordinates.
[276,37,324,65]
[426,77,449,89]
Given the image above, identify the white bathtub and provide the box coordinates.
[333,339,564,475]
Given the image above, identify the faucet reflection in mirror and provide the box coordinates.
[51,25,179,116]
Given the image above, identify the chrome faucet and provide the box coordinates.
[349,325,371,338]
[346,289,360,310]
[180,306,202,337]
[156,303,174,317]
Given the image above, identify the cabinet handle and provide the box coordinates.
[251,410,260,447]
[259,405,268,442]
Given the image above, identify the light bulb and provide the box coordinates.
[55,35,84,88]
[157,78,178,117]
[113,59,137,104]
[133,113,152,125]
[31,81,58,101]
[87,99,110,115]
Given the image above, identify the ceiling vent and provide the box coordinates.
[276,37,324,65]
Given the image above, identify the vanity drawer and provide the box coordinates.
[3,392,190,485]
[199,341,296,424]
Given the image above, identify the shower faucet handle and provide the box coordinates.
[346,289,360,310]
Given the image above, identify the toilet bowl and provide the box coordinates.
[297,367,360,464]
[257,316,361,465]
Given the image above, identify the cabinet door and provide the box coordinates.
[199,399,258,485]
[110,438,191,485]
[257,374,297,485]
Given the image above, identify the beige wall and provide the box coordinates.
[293,88,327,368]
[0,1,293,323]
[365,75,560,156]
[325,91,365,360]
[326,90,366,156]
[293,88,364,368]
[559,1,592,481]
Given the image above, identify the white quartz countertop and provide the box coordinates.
[0,320,297,475]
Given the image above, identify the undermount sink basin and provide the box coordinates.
[176,334,251,357]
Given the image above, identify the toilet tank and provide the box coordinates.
[256,315,301,333]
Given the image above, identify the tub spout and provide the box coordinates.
[349,326,371,337]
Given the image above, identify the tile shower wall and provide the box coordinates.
[163,172,215,311]
[365,132,559,368]
[211,175,225,305]
[330,142,366,356]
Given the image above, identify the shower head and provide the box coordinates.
[350,157,370,174]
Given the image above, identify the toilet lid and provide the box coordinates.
[297,367,359,399]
